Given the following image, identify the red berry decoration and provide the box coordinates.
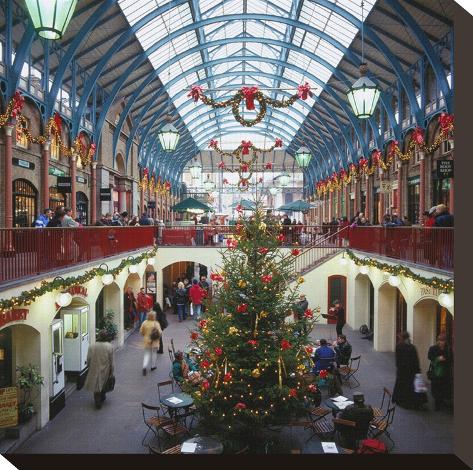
[288,388,297,397]
[319,369,328,379]
[202,380,210,390]
[223,372,232,382]
[291,248,301,256]
[234,402,247,410]
[214,347,223,356]
[261,274,273,283]
[198,319,208,329]
[281,339,292,350]
[304,309,313,319]
[237,303,248,313]
[258,247,269,255]
[247,339,258,347]
[190,331,199,340]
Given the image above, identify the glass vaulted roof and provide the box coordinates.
[118,0,376,149]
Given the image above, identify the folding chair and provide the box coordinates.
[333,418,358,449]
[369,405,396,450]
[168,346,174,362]
[372,387,392,418]
[305,416,335,442]
[161,444,182,454]
[307,406,332,424]
[141,403,173,448]
[340,355,361,388]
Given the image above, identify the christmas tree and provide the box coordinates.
[186,204,320,451]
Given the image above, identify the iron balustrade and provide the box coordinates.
[347,226,454,272]
[0,226,156,285]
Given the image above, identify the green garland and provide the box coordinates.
[0,248,157,313]
[346,249,454,293]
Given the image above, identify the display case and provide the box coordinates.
[60,306,89,372]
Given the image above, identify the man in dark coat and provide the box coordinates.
[334,334,352,367]
[329,300,346,336]
[393,331,425,409]
[428,334,453,410]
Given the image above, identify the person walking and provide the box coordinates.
[154,302,168,355]
[329,300,346,337]
[140,311,162,376]
[393,331,426,409]
[83,329,115,409]
[175,282,188,322]
[189,279,204,320]
[124,287,137,329]
[136,287,151,326]
[428,334,453,411]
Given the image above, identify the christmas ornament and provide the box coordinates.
[234,402,247,410]
[277,234,285,243]
[291,249,301,256]
[308,384,318,393]
[223,372,232,382]
[247,339,258,348]
[190,332,199,340]
[297,277,305,284]
[258,247,269,255]
[198,320,208,329]
[238,280,247,288]
[259,310,269,318]
[200,360,210,368]
[288,388,297,398]
[281,339,292,350]
[237,304,248,313]
[259,222,267,231]
[228,326,239,335]
[319,369,329,379]
[202,380,210,390]
[261,274,273,283]
[210,272,224,282]
[251,368,261,378]
[214,347,223,356]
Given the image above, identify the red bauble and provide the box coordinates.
[202,380,210,390]
[190,331,199,340]
[288,388,297,397]
[214,347,223,356]
[200,360,210,369]
[305,346,314,355]
[237,304,248,313]
[247,339,258,347]
[223,372,232,382]
[277,233,285,242]
[291,248,301,256]
[234,402,247,410]
[281,339,292,350]
[198,319,208,329]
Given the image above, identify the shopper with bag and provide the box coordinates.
[84,329,115,409]
[154,302,168,354]
[136,287,151,326]
[428,334,453,410]
[140,311,162,376]
[189,279,204,320]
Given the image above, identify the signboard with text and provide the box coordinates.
[380,181,393,193]
[0,387,18,428]
[437,159,454,179]
[100,188,112,201]
[57,176,72,193]
[0,309,28,329]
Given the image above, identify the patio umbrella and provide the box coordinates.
[171,197,214,213]
[230,199,257,211]
[277,199,312,212]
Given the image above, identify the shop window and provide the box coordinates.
[407,176,420,224]
[442,139,453,155]
[432,171,450,207]
[13,179,37,227]
[49,186,66,212]
[327,275,347,325]
[51,135,60,160]
[76,192,88,226]
[16,118,29,149]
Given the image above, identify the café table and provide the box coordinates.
[181,435,224,454]
[160,392,194,422]
[324,398,354,417]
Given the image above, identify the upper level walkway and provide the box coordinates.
[0,225,453,287]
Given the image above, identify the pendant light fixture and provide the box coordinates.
[346,1,381,119]
[277,170,291,188]
[25,0,77,40]
[158,2,180,152]
[203,174,216,192]
[188,157,203,181]
[295,146,312,168]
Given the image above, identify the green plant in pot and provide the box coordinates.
[96,310,118,342]
[16,364,44,423]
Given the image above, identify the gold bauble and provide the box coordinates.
[259,222,267,231]
[238,280,247,288]
[259,310,269,318]
[228,326,239,335]
[251,368,261,378]
[297,277,305,284]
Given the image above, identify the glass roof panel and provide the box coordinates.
[118,0,377,151]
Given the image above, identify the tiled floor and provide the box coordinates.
[15,312,453,454]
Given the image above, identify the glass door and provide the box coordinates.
[407,177,420,224]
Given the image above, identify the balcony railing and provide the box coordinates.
[347,226,453,272]
[0,227,156,285]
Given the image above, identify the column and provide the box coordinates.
[4,125,14,228]
[322,194,326,222]
[419,150,425,224]
[119,188,126,213]
[354,180,359,215]
[364,175,370,222]
[91,162,97,224]
[42,140,50,210]
[344,184,349,219]
[449,178,454,214]
[397,163,402,216]
[328,191,333,221]
[140,187,144,215]
[70,154,77,218]
[337,188,341,219]
[379,169,385,224]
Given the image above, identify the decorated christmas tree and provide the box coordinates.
[186,204,320,451]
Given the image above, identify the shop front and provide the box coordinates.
[407,176,420,224]
[13,179,38,227]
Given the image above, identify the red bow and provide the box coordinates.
[11,90,25,118]
[372,149,382,164]
[209,139,218,149]
[411,127,425,145]
[439,113,454,133]
[53,112,62,134]
[218,161,225,170]
[388,141,399,158]
[234,402,247,410]
[265,162,273,170]
[240,163,249,173]
[241,140,253,155]
[188,85,203,102]
[358,158,368,168]
[297,82,312,100]
[241,86,259,110]
[275,138,283,148]
[304,309,313,318]
[223,178,229,184]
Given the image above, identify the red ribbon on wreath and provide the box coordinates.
[297,82,313,100]
[388,140,399,158]
[188,85,203,102]
[11,90,25,119]
[241,86,258,110]
[241,140,253,155]
[218,161,225,170]
[275,138,283,148]
[439,113,454,134]
[265,162,273,170]
[240,162,249,172]
[411,127,425,146]
[372,149,382,165]
[209,139,218,149]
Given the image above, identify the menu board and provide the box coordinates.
[0,387,18,428]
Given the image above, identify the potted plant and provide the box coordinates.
[16,364,44,424]
[96,310,118,342]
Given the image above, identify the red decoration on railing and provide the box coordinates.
[411,127,425,146]
[388,141,399,159]
[297,82,313,100]
[439,112,454,134]
[218,161,225,170]
[11,90,25,119]
[188,85,203,102]
[265,162,273,170]
[241,140,253,155]
[275,138,283,148]
[241,86,258,110]
[240,162,249,172]
[358,157,368,168]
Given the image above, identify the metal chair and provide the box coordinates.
[340,355,361,388]
[372,387,392,418]
[369,405,396,450]
[333,418,358,449]
[141,402,173,448]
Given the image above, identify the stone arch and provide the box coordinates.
[376,282,399,352]
[97,282,121,343]
[124,272,142,293]
[353,273,374,331]
[116,153,126,176]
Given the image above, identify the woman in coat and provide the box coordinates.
[428,334,453,410]
[124,286,137,329]
[393,331,426,409]
[140,311,162,376]
[84,329,115,409]
[153,302,168,354]
[175,282,188,322]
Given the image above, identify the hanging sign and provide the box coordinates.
[49,166,65,177]
[0,387,18,428]
[100,188,112,201]
[0,309,29,329]
[13,158,35,170]
[437,159,453,179]
[57,176,72,193]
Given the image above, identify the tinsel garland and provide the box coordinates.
[315,113,454,197]
[345,249,454,292]
[139,170,171,195]
[188,84,312,127]
[1,91,96,166]
[0,248,157,313]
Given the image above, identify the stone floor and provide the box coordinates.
[15,312,453,454]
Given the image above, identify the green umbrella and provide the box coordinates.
[171,197,214,213]
[277,199,312,212]
[230,199,256,211]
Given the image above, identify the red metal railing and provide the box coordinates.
[347,226,453,271]
[0,227,156,284]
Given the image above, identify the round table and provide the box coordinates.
[324,398,354,417]
[160,392,194,420]
[181,436,224,454]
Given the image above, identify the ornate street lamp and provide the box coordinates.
[25,0,78,40]
[188,158,202,180]
[158,121,180,152]
[346,2,381,119]
[294,146,312,168]
[203,174,216,192]
[277,171,291,188]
